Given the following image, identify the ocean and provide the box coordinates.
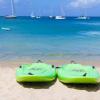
[0,17,100,62]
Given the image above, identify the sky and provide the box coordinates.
[0,0,100,16]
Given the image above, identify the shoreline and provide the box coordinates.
[0,58,100,67]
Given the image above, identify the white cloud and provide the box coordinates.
[69,0,100,8]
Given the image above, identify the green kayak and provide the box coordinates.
[57,63,100,84]
[16,61,56,82]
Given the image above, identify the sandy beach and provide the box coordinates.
[1,60,100,100]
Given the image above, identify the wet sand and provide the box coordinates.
[0,60,100,100]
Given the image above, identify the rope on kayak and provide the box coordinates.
[36,60,43,63]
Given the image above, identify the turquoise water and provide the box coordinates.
[0,17,100,61]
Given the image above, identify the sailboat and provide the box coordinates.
[49,16,53,18]
[76,7,89,20]
[30,12,40,19]
[55,6,66,20]
[55,16,66,19]
[5,0,16,18]
[76,16,88,20]
[30,12,35,19]
[36,16,41,19]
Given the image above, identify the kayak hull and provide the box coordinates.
[16,63,56,82]
[58,77,100,84]
[57,64,100,84]
[16,76,55,82]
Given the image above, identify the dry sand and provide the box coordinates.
[0,60,100,100]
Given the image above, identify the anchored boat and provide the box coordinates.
[55,16,66,20]
[5,0,16,19]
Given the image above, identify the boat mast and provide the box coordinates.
[11,0,15,16]
[84,7,87,17]
[83,0,87,17]
[60,5,66,16]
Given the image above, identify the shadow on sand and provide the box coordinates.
[18,79,57,89]
[63,83,100,92]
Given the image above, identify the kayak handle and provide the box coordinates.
[52,65,55,68]
[83,73,87,77]
[56,67,60,69]
[28,72,34,75]
[36,60,43,63]
[19,66,22,68]
[70,60,76,64]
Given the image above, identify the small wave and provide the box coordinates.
[80,31,100,37]
[1,27,11,31]
[79,22,100,26]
